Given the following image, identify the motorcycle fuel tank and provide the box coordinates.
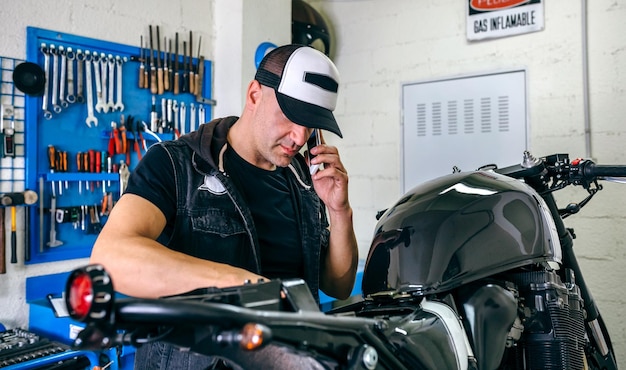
[362,170,561,297]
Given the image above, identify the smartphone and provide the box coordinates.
[307,129,321,175]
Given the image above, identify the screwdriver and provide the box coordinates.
[76,152,83,194]
[47,145,58,196]
[138,35,145,89]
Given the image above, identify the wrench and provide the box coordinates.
[58,46,68,108]
[76,49,85,103]
[198,104,205,124]
[66,47,76,103]
[84,51,98,127]
[99,53,109,113]
[50,45,62,114]
[40,43,52,120]
[180,102,186,136]
[172,100,179,138]
[189,103,196,132]
[93,53,106,113]
[114,56,125,111]
[107,54,115,112]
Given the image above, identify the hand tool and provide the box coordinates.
[198,104,205,124]
[39,176,44,253]
[151,96,158,132]
[61,150,69,190]
[0,191,38,206]
[47,145,58,196]
[89,149,96,191]
[93,53,106,113]
[10,206,17,263]
[0,207,5,274]
[25,206,30,262]
[76,152,83,194]
[40,43,52,119]
[66,47,76,103]
[50,44,62,114]
[156,26,164,95]
[163,36,170,91]
[139,35,146,89]
[84,51,98,127]
[182,41,187,93]
[109,121,121,156]
[168,38,173,90]
[114,56,125,111]
[172,100,180,138]
[2,105,16,158]
[180,102,187,136]
[97,53,109,113]
[195,36,204,98]
[119,114,128,155]
[174,32,180,95]
[76,49,85,103]
[106,54,116,112]
[166,98,172,128]
[119,161,130,196]
[47,196,63,247]
[149,25,157,94]
[188,31,195,95]
[190,103,196,132]
[163,37,172,91]
[58,46,68,108]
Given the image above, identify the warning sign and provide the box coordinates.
[467,0,544,41]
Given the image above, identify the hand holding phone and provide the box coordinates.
[307,129,321,175]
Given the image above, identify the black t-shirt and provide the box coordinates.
[224,146,304,279]
[125,144,304,279]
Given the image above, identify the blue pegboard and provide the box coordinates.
[23,27,213,264]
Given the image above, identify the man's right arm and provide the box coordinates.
[89,193,266,298]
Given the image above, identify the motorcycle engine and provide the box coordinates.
[500,269,586,370]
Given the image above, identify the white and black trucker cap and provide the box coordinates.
[254,44,342,138]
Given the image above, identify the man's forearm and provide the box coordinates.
[320,207,359,299]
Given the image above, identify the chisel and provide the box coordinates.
[189,31,195,95]
[156,26,164,95]
[138,35,145,88]
[174,33,180,95]
[149,25,157,94]
[163,36,170,91]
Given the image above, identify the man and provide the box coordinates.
[90,44,358,369]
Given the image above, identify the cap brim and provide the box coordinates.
[276,92,343,138]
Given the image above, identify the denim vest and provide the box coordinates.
[155,118,329,302]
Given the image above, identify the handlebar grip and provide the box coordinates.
[583,163,626,178]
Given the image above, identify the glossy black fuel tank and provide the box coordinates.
[362,171,560,297]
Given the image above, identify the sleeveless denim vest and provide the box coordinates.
[154,118,329,302]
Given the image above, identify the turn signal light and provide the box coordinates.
[65,264,114,322]
[240,323,271,351]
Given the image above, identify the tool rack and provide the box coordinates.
[23,27,213,264]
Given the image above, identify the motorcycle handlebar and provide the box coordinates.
[580,162,626,179]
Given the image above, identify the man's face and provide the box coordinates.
[252,86,314,170]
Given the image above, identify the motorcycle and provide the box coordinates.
[65,151,622,369]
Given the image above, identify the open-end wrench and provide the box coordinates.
[58,46,68,108]
[172,100,179,138]
[76,49,85,103]
[40,43,52,120]
[189,103,196,133]
[114,56,125,111]
[99,53,109,113]
[106,54,115,112]
[50,45,62,114]
[66,47,76,104]
[93,53,106,113]
[84,51,98,127]
[180,102,186,135]
[198,104,205,124]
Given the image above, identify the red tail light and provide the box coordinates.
[65,264,114,322]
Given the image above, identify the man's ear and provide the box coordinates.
[246,80,263,106]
